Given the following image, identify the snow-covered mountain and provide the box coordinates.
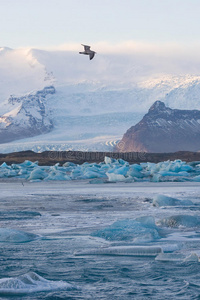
[1,46,200,153]
[116,101,200,153]
[0,86,55,143]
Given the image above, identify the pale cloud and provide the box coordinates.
[7,41,200,89]
[41,40,200,58]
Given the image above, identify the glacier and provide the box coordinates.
[1,48,200,152]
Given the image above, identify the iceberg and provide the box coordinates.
[28,167,47,180]
[159,215,200,228]
[106,172,128,182]
[0,156,199,182]
[91,216,161,242]
[0,228,40,243]
[153,194,193,207]
[0,272,77,295]
[184,253,200,262]
[104,156,116,164]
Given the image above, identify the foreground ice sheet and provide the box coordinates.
[0,156,200,182]
[1,181,200,299]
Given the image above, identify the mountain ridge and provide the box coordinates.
[116,101,200,153]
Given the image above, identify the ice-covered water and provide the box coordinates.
[1,180,200,299]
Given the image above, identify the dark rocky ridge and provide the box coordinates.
[0,150,200,166]
[116,101,200,153]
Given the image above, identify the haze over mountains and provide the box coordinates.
[1,45,200,153]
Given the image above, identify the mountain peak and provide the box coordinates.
[149,100,166,111]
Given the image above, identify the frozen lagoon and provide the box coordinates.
[1,180,200,299]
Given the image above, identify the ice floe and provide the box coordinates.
[153,194,193,207]
[91,216,161,242]
[0,157,199,182]
[159,215,200,228]
[155,252,200,262]
[0,228,40,243]
[0,272,77,295]
[75,245,163,257]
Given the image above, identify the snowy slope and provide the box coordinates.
[1,47,200,153]
[0,48,53,107]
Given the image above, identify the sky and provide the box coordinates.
[1,0,200,50]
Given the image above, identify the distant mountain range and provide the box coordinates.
[1,47,200,153]
[116,101,200,153]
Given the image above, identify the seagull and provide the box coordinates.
[79,44,96,60]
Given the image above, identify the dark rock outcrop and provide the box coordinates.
[116,101,200,153]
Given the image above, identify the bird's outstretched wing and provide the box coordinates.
[89,52,95,60]
[81,44,90,51]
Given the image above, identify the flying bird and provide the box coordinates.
[79,44,96,60]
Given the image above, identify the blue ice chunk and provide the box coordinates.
[28,167,47,180]
[106,173,127,182]
[151,174,162,182]
[159,215,200,228]
[0,168,18,178]
[192,175,200,182]
[128,164,143,178]
[104,156,116,164]
[153,195,193,207]
[0,228,40,243]
[81,170,105,179]
[44,171,71,181]
[19,160,38,168]
[0,162,10,168]
[91,216,161,242]
[63,161,77,167]
[107,165,129,176]
[158,171,190,177]
[117,158,128,165]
